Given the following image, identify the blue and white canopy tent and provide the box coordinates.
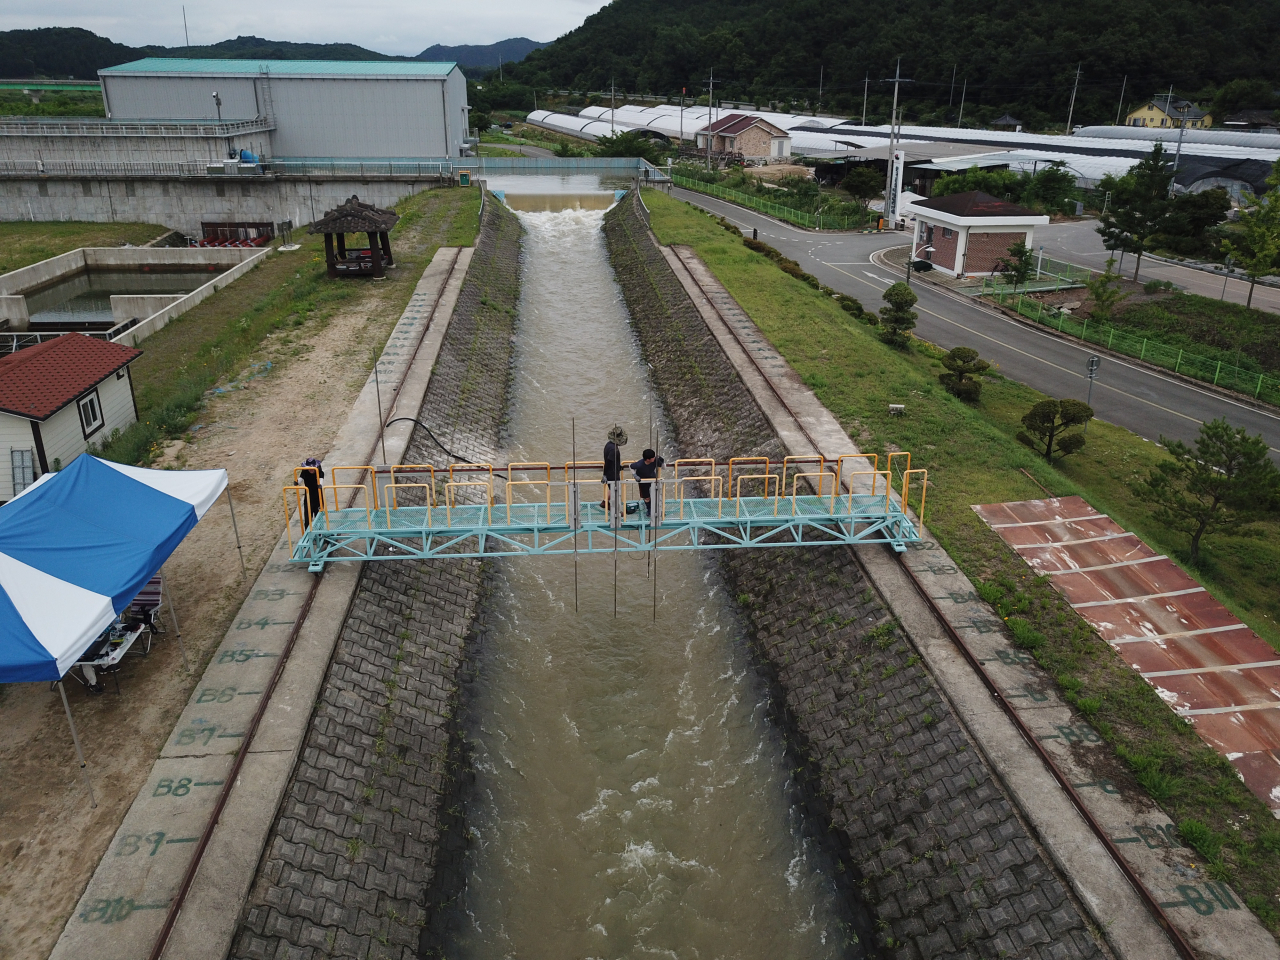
[0,454,244,804]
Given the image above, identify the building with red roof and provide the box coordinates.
[695,113,792,160]
[0,334,141,500]
[906,190,1050,277]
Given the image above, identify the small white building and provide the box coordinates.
[906,191,1049,277]
[0,334,141,501]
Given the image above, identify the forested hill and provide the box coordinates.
[508,0,1280,128]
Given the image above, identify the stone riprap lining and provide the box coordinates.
[231,199,522,960]
[603,193,1104,960]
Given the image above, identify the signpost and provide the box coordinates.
[1085,354,1100,433]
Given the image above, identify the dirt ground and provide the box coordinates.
[0,193,474,959]
[752,163,814,182]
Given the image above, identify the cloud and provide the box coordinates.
[0,0,606,56]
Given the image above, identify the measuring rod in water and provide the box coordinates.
[283,455,928,572]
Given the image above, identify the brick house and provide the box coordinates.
[908,191,1049,278]
[694,113,791,159]
[0,333,141,501]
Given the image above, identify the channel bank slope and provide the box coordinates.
[603,191,1114,960]
[230,198,522,960]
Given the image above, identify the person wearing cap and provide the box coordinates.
[601,426,626,512]
[630,449,665,516]
[299,457,324,529]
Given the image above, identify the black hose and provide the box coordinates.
[384,417,476,464]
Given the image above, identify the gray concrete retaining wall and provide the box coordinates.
[0,176,437,235]
[231,198,523,960]
[602,193,1107,960]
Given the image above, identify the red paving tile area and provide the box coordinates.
[973,495,1280,817]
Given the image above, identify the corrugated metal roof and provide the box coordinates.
[100,58,456,78]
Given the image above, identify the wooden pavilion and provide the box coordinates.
[309,195,400,279]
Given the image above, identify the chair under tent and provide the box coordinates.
[0,454,247,806]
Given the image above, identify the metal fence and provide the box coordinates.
[979,256,1092,295]
[987,288,1280,405]
[0,155,670,181]
[670,175,873,230]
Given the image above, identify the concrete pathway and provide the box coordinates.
[48,247,473,960]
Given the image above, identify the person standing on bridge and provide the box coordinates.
[630,449,665,516]
[299,457,325,530]
[601,426,626,513]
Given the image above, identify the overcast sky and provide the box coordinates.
[1,0,608,55]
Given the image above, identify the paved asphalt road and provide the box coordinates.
[1036,219,1280,315]
[664,186,1280,458]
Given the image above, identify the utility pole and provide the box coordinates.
[182,5,190,47]
[817,65,823,115]
[704,69,715,172]
[956,78,966,128]
[882,59,912,224]
[1065,63,1081,134]
[861,73,869,126]
[949,64,957,106]
[1114,74,1127,126]
[611,76,616,132]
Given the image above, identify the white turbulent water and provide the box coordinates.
[444,204,856,960]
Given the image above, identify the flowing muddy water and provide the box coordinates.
[440,198,860,959]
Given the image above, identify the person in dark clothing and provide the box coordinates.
[299,457,325,529]
[601,425,626,512]
[630,448,665,515]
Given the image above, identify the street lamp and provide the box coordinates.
[906,241,934,285]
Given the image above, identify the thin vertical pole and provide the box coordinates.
[861,73,868,126]
[1115,75,1127,126]
[373,364,387,464]
[1065,64,1081,134]
[58,682,96,808]
[956,79,967,128]
[225,488,248,579]
[164,573,190,672]
[949,64,957,106]
[572,417,578,614]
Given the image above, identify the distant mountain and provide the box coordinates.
[0,27,405,80]
[416,38,546,69]
[510,0,1280,129]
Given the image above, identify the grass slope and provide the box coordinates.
[644,187,1280,931]
[102,186,480,465]
[0,221,166,274]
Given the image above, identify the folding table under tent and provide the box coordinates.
[0,454,241,805]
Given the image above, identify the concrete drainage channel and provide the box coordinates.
[47,187,1279,960]
[603,191,1278,960]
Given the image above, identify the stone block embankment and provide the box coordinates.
[231,197,522,960]
[603,192,1103,960]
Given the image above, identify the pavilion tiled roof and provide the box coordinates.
[308,195,400,235]
[0,334,140,421]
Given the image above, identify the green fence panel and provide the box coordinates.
[987,291,1279,407]
[670,175,871,230]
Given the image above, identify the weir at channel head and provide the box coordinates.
[434,182,862,958]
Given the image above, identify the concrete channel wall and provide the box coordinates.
[602,192,1109,960]
[229,198,524,960]
[0,176,440,236]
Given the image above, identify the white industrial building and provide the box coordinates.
[98,58,470,159]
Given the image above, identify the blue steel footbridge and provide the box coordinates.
[285,455,928,572]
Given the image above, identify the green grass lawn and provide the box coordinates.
[0,221,168,274]
[101,186,481,465]
[644,186,1280,930]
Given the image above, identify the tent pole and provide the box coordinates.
[164,574,190,672]
[225,488,248,579]
[58,681,96,808]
